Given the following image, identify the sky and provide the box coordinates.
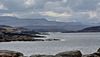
[0,0,100,24]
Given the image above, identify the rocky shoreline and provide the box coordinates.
[0,26,61,42]
[0,48,100,57]
[0,38,60,42]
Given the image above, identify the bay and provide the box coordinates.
[0,32,100,56]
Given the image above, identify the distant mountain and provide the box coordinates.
[79,26,100,32]
[0,16,48,27]
[0,16,90,31]
[0,16,18,22]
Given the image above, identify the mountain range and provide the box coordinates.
[0,16,90,31]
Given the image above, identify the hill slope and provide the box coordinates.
[80,26,100,32]
[0,25,44,42]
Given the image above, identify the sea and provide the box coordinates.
[0,32,100,56]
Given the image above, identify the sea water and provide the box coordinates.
[0,32,100,56]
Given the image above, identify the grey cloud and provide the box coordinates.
[0,0,100,23]
[67,0,100,11]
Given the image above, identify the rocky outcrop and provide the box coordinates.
[44,39,60,41]
[82,48,100,57]
[97,48,100,52]
[1,48,100,57]
[0,26,61,42]
[0,50,23,57]
[20,56,28,57]
[30,48,100,57]
[0,26,46,42]
[30,50,82,57]
[56,50,82,57]
[82,52,100,57]
[30,55,55,57]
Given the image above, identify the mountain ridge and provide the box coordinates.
[0,16,90,31]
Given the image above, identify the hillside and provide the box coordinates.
[0,25,46,42]
[79,26,100,32]
[0,25,61,42]
[62,26,100,33]
[0,16,90,31]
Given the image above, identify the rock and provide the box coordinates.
[82,54,99,57]
[30,55,55,57]
[82,54,94,57]
[0,50,23,57]
[45,39,60,41]
[20,56,28,57]
[93,52,100,56]
[97,48,100,52]
[19,56,28,57]
[82,52,100,57]
[56,50,82,57]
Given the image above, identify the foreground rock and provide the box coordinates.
[82,52,100,57]
[30,55,55,57]
[1,48,100,57]
[82,48,100,57]
[0,50,23,57]
[56,50,82,57]
[97,48,100,52]
[19,56,28,57]
[30,50,82,57]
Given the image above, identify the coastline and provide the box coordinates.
[0,48,100,57]
[0,38,60,42]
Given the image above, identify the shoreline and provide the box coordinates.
[0,48,100,57]
[0,38,60,42]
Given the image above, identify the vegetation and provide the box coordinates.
[0,26,44,42]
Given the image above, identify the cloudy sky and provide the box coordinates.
[0,0,100,24]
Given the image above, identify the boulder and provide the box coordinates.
[0,50,23,57]
[93,52,100,56]
[55,50,82,57]
[82,54,99,57]
[30,55,55,57]
[19,56,28,57]
[97,48,100,52]
[82,52,100,57]
[82,54,96,57]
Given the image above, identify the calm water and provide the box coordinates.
[0,32,100,56]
